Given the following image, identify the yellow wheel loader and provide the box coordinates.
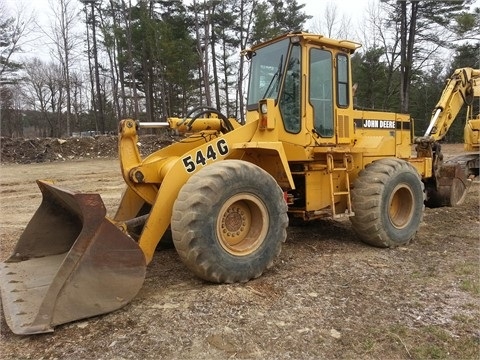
[1,32,476,335]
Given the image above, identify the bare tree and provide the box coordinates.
[0,0,36,81]
[0,85,24,137]
[69,70,88,132]
[82,0,106,133]
[122,0,140,118]
[97,0,123,120]
[23,58,66,137]
[359,1,401,109]
[309,0,353,39]
[43,0,82,136]
[398,1,418,113]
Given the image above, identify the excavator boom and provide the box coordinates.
[418,67,480,207]
[423,67,480,141]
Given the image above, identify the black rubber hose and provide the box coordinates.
[186,108,234,132]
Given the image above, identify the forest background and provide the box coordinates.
[0,0,479,141]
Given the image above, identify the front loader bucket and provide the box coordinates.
[0,180,146,335]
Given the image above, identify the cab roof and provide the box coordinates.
[250,32,362,54]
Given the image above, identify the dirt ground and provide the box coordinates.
[0,141,479,359]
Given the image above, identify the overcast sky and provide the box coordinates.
[5,0,480,61]
[3,0,375,61]
[303,0,372,24]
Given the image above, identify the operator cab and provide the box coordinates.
[245,32,361,146]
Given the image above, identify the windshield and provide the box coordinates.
[246,38,290,109]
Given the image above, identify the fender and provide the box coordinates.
[232,141,295,190]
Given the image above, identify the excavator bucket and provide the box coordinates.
[0,180,146,335]
[425,162,470,208]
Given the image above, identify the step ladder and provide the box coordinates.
[326,153,354,218]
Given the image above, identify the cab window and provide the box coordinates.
[310,49,333,137]
[336,54,349,107]
[280,45,301,133]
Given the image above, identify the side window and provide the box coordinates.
[336,54,349,107]
[280,45,301,133]
[310,49,333,137]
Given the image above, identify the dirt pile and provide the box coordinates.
[0,134,175,164]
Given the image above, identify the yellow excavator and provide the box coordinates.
[1,32,477,335]
[415,67,479,207]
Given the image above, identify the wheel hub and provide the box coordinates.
[222,205,248,240]
[217,194,268,256]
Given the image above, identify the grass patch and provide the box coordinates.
[355,324,480,359]
[454,262,478,276]
[460,279,480,295]
[454,262,480,295]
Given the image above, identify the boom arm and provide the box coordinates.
[415,68,479,207]
[423,67,480,141]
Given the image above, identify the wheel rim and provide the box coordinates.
[388,183,414,229]
[216,193,269,256]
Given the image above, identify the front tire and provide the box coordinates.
[350,158,425,247]
[171,160,288,283]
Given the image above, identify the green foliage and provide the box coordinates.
[379,0,476,113]
[454,4,480,39]
[455,11,478,33]
[352,48,400,111]
[251,0,311,43]
[409,63,445,136]
[99,0,198,119]
[449,42,480,70]
[155,5,199,115]
[0,14,22,82]
[210,0,242,115]
[415,1,474,49]
[353,40,477,142]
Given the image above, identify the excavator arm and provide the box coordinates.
[416,67,480,207]
[423,67,480,141]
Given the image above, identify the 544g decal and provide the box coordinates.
[182,139,229,173]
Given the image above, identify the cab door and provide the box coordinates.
[308,47,335,144]
[307,48,354,145]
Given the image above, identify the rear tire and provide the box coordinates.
[350,158,425,247]
[171,160,288,283]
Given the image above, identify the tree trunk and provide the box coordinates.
[400,1,418,114]
[237,0,256,124]
[90,2,105,133]
[211,24,220,109]
[84,4,98,132]
[193,0,212,107]
[124,0,139,118]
